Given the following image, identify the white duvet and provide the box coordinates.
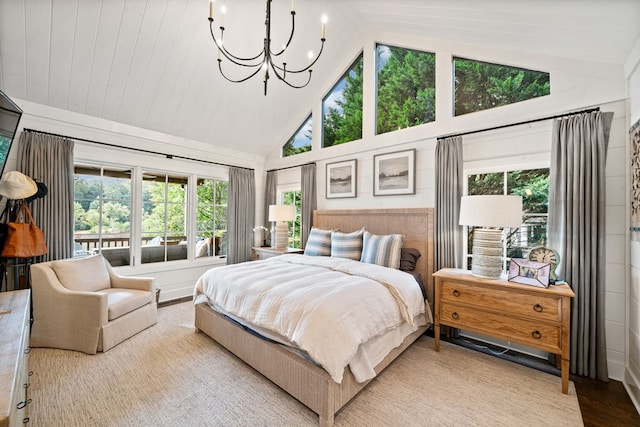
[193,254,431,383]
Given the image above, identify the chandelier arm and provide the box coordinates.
[271,10,296,57]
[209,19,264,63]
[271,39,325,74]
[270,63,313,89]
[218,60,265,84]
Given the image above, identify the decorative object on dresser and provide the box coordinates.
[252,246,303,260]
[458,195,522,278]
[528,245,560,281]
[507,258,551,288]
[373,149,416,196]
[268,204,296,250]
[326,159,357,199]
[0,290,31,426]
[433,268,575,394]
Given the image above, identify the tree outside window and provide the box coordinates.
[282,190,301,249]
[196,178,228,257]
[376,44,435,134]
[283,115,312,157]
[322,54,363,147]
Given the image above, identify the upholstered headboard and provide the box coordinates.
[312,208,435,311]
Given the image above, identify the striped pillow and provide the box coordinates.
[303,227,332,256]
[360,231,405,269]
[330,228,365,260]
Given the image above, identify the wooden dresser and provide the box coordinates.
[433,268,575,394]
[0,290,31,426]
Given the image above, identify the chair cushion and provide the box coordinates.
[102,288,153,320]
[51,255,110,292]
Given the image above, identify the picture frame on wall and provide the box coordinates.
[326,159,357,199]
[373,149,416,196]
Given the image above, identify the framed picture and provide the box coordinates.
[373,149,416,196]
[507,258,551,288]
[326,159,357,199]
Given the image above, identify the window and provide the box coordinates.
[375,44,435,134]
[454,57,550,116]
[322,53,363,147]
[141,172,188,264]
[283,115,313,157]
[282,190,301,249]
[466,168,549,270]
[196,178,228,257]
[74,165,132,264]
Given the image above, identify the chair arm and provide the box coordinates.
[106,263,155,292]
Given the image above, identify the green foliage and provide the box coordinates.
[283,191,302,248]
[454,57,550,116]
[322,55,363,147]
[282,140,312,157]
[142,180,186,236]
[283,116,313,157]
[376,45,436,134]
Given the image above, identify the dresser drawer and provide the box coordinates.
[441,301,562,352]
[440,280,561,322]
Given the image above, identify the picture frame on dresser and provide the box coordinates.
[326,159,357,199]
[373,149,415,196]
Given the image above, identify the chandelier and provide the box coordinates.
[208,0,326,95]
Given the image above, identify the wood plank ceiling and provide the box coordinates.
[0,0,638,157]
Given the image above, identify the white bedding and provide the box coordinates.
[193,254,432,383]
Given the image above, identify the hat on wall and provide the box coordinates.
[0,171,38,200]
[25,181,48,203]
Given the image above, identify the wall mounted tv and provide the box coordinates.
[0,89,22,179]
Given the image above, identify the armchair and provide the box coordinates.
[30,254,158,354]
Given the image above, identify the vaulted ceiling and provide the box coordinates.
[1,0,638,157]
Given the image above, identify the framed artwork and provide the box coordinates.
[326,159,357,199]
[373,149,416,196]
[507,258,551,288]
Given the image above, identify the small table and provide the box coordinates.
[433,268,575,394]
[252,246,304,260]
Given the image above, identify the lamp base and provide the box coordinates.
[471,228,504,279]
[274,222,289,250]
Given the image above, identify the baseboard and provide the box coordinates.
[624,368,640,415]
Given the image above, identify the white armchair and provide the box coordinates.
[30,254,157,354]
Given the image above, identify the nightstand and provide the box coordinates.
[252,246,304,260]
[433,268,575,394]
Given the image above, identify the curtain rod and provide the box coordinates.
[267,162,315,173]
[22,128,254,171]
[437,107,600,140]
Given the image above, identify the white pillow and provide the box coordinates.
[360,231,405,269]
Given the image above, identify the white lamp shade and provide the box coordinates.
[268,204,296,222]
[459,195,523,228]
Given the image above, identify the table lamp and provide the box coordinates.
[459,195,522,278]
[268,204,296,250]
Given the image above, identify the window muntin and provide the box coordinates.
[196,178,228,257]
[453,57,550,116]
[141,172,188,264]
[466,168,549,270]
[74,165,132,264]
[283,115,313,157]
[375,44,435,135]
[322,53,363,148]
[282,190,302,249]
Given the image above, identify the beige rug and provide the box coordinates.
[28,302,583,426]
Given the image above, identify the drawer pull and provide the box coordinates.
[16,400,27,410]
[23,381,30,389]
[531,331,542,339]
[451,312,459,320]
[533,304,543,312]
[29,371,33,377]
[24,346,31,354]
[452,290,460,297]
[23,417,29,424]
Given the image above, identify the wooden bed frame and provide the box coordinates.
[194,208,434,426]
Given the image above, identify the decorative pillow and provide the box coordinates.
[51,254,111,292]
[399,248,422,272]
[360,231,405,269]
[330,228,365,260]
[304,227,332,256]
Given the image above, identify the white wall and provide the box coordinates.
[625,37,640,411]
[5,100,265,302]
[263,33,630,380]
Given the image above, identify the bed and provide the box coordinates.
[194,208,434,426]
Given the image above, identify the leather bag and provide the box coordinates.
[1,201,48,258]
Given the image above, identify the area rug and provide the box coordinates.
[28,301,583,426]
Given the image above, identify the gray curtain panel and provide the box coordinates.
[264,170,276,230]
[301,164,317,248]
[548,111,613,381]
[17,130,75,261]
[435,136,464,270]
[227,167,255,264]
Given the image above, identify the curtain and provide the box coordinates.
[435,136,464,270]
[300,164,317,248]
[227,167,255,264]
[17,130,75,261]
[264,170,276,230]
[548,111,614,381]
